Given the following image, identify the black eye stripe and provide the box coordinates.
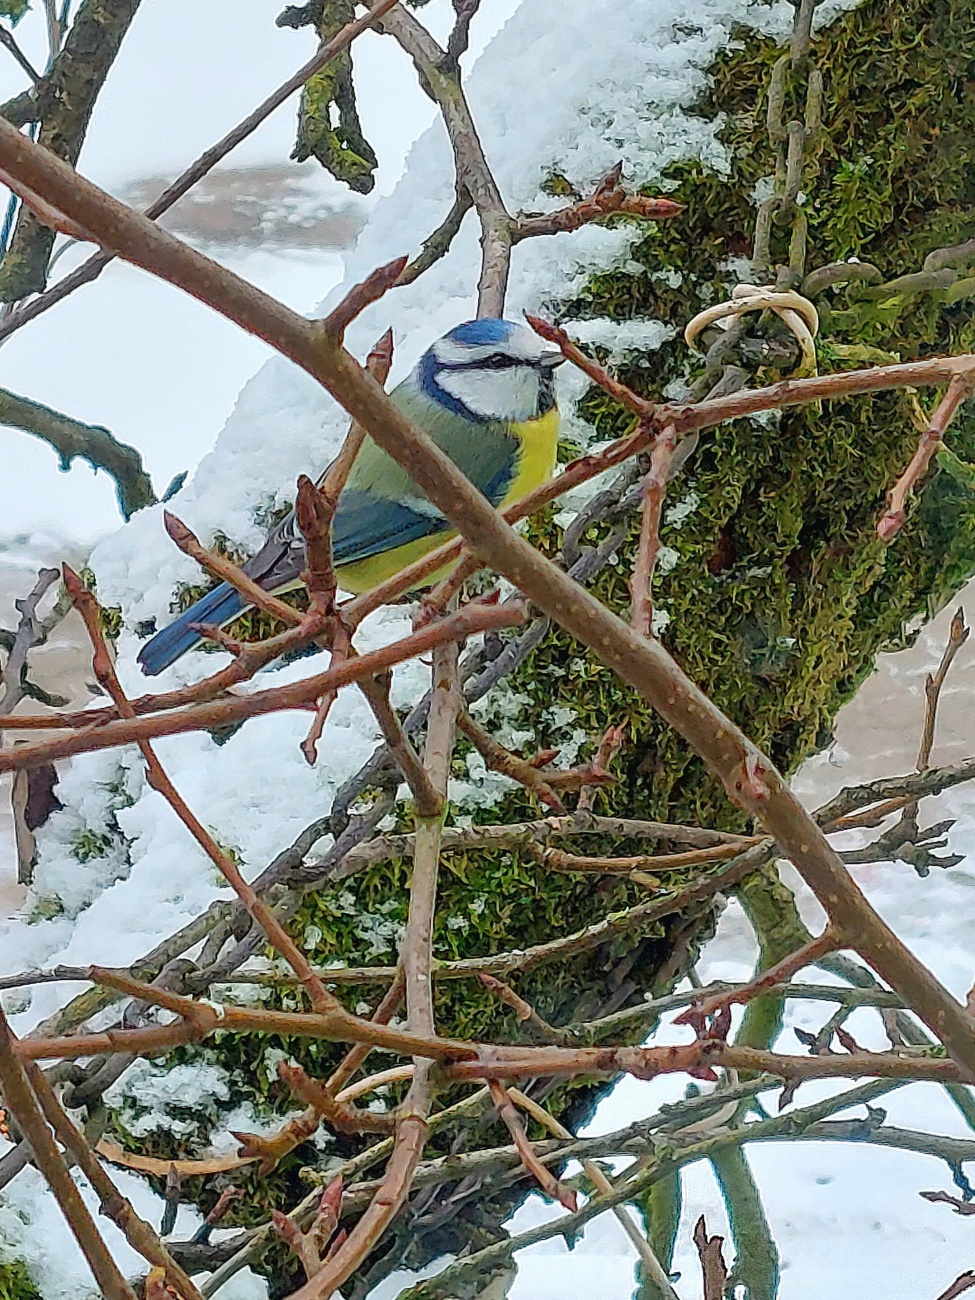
[439,353,532,371]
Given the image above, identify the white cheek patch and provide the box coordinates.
[438,366,539,421]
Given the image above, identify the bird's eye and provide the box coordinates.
[482,353,513,369]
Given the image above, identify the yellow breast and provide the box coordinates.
[336,407,560,596]
[502,406,561,507]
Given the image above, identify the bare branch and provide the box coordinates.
[0,601,524,772]
[62,565,344,1017]
[693,1215,729,1300]
[488,1079,577,1210]
[0,0,401,338]
[878,373,975,539]
[0,386,155,518]
[0,1006,137,1300]
[23,1059,206,1300]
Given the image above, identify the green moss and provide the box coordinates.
[289,0,378,192]
[108,0,975,1283]
[0,1258,40,1300]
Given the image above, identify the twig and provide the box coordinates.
[0,387,155,518]
[630,423,678,636]
[676,927,840,1030]
[889,607,971,844]
[164,511,307,627]
[24,1060,206,1300]
[0,566,61,716]
[526,314,655,418]
[443,0,481,71]
[0,601,524,772]
[506,1087,681,1299]
[0,0,402,343]
[488,1079,577,1210]
[62,566,343,1017]
[692,1215,729,1300]
[577,724,625,813]
[396,190,472,286]
[457,706,566,811]
[278,1061,396,1135]
[934,1274,975,1300]
[0,1007,137,1300]
[512,165,683,242]
[321,257,407,339]
[878,374,975,539]
[358,674,443,816]
[0,25,41,83]
[377,5,511,316]
[527,838,760,876]
[289,642,460,1298]
[478,974,563,1043]
[271,1178,342,1281]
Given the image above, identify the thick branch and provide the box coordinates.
[0,386,154,518]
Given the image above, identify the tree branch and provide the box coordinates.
[0,385,155,517]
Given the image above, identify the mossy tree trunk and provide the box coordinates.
[112,0,975,1292]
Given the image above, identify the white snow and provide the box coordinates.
[6,0,975,1296]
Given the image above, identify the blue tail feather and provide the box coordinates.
[137,582,245,676]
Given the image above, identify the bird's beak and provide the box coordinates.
[540,352,566,369]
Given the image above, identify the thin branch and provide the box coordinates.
[878,374,975,539]
[934,1274,975,1300]
[291,641,460,1299]
[457,705,566,811]
[488,1079,577,1209]
[278,1061,396,1135]
[629,423,678,636]
[506,1087,680,1299]
[395,189,472,286]
[321,256,407,339]
[62,566,343,1018]
[512,165,683,242]
[0,601,524,772]
[0,0,402,342]
[0,24,41,83]
[164,511,309,627]
[478,974,563,1043]
[0,1007,136,1300]
[692,1216,729,1300]
[23,1059,206,1300]
[377,5,511,316]
[0,565,61,716]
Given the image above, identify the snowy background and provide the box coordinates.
[3,0,975,1297]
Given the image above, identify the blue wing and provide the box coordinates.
[137,380,519,676]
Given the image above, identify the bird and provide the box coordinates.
[137,318,565,676]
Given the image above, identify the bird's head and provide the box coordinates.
[418,318,565,424]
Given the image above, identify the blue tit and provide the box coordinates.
[137,318,565,676]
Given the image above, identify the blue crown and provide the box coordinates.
[445,318,517,346]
